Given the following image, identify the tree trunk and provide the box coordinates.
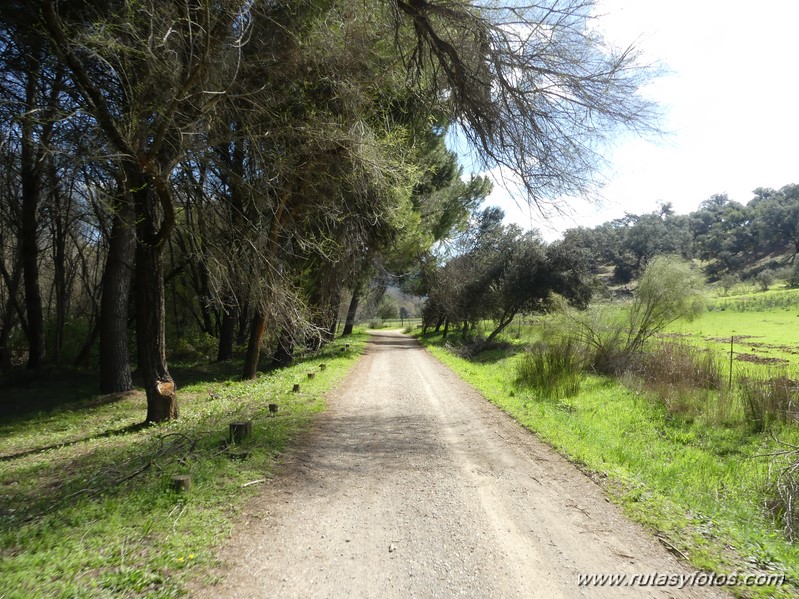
[434,316,443,333]
[99,198,135,393]
[237,301,249,346]
[216,306,236,362]
[133,179,177,423]
[20,78,45,370]
[325,291,341,341]
[442,319,449,340]
[74,318,100,369]
[243,312,266,380]
[49,165,69,364]
[342,291,360,336]
[486,313,515,343]
[0,258,22,371]
[272,329,294,367]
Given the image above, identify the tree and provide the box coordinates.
[377,297,400,321]
[754,269,775,292]
[391,0,657,207]
[570,256,705,373]
[0,0,659,421]
[751,184,799,260]
[691,194,753,274]
[423,208,592,342]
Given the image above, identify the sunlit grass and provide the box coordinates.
[415,312,799,598]
[0,333,367,598]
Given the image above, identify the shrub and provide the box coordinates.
[767,445,799,541]
[635,342,722,391]
[754,268,776,292]
[719,273,739,296]
[515,340,585,400]
[567,256,705,374]
[630,342,722,418]
[739,374,799,432]
[368,319,384,329]
[788,262,799,289]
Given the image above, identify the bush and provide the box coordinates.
[719,273,739,296]
[739,374,799,432]
[788,262,799,289]
[568,256,705,374]
[630,342,722,418]
[767,446,799,541]
[515,340,585,400]
[368,319,384,329]
[754,268,776,292]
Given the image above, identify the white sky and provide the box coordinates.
[481,0,799,241]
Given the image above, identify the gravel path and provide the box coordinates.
[198,330,728,598]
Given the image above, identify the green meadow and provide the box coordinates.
[415,287,799,598]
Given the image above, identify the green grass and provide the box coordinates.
[415,321,799,598]
[0,333,367,598]
[665,300,799,371]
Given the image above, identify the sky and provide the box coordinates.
[480,0,799,241]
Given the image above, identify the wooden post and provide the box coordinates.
[319,363,326,371]
[229,421,252,443]
[269,403,279,415]
[307,372,315,379]
[292,383,300,393]
[171,475,192,493]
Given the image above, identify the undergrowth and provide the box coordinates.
[0,333,367,598]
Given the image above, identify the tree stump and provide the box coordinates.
[229,420,252,443]
[345,343,350,349]
[292,383,300,393]
[268,403,279,415]
[319,364,326,371]
[307,372,315,379]
[171,475,192,493]
[339,347,346,353]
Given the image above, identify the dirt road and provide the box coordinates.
[200,331,727,598]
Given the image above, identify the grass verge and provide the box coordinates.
[415,329,799,598]
[0,333,367,598]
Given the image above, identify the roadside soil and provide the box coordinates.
[197,330,728,598]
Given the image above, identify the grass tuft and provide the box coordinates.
[740,374,799,432]
[515,340,584,400]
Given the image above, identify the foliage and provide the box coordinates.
[376,296,400,321]
[719,273,740,296]
[569,256,705,373]
[754,269,776,292]
[423,208,593,342]
[1,0,660,421]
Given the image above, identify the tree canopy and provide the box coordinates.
[0,0,658,421]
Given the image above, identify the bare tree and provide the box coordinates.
[390,0,658,206]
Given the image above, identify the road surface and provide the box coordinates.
[198,331,727,598]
